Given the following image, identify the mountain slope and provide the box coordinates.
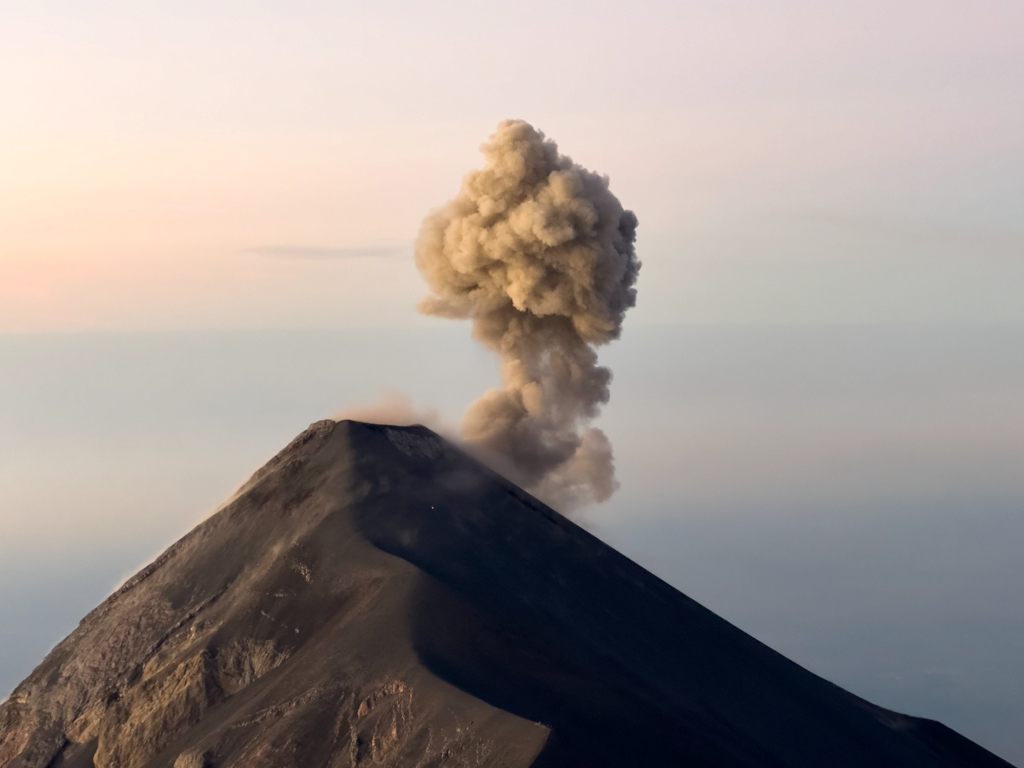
[0,420,1013,768]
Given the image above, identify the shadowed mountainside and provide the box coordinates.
[0,420,1014,767]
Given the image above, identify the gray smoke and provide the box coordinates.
[415,119,640,510]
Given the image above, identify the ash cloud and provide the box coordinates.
[415,119,640,510]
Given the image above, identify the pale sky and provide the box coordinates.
[2,0,1022,331]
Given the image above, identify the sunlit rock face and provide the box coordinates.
[0,420,1013,768]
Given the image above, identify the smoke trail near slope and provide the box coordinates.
[335,390,453,434]
[415,120,640,510]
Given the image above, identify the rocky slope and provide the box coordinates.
[0,420,1014,767]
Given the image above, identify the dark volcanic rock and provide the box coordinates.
[0,420,1014,768]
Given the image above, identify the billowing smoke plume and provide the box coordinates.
[415,120,640,510]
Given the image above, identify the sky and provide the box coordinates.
[2,0,1023,331]
[1,0,1023,763]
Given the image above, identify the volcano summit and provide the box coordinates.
[0,421,1012,767]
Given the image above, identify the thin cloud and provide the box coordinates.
[784,211,1024,249]
[245,245,407,260]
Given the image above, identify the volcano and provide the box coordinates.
[0,420,1012,767]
